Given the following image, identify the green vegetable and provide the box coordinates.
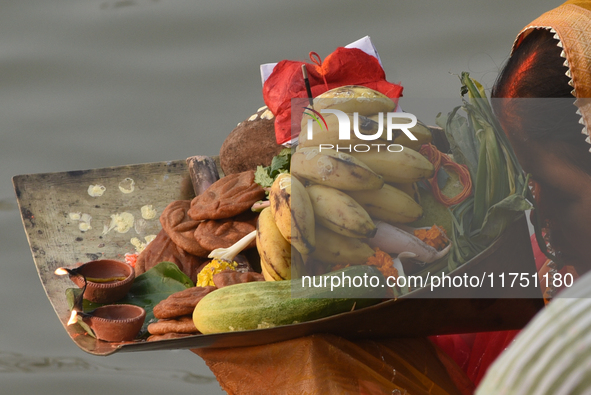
[254,147,292,189]
[193,265,388,334]
[67,261,194,337]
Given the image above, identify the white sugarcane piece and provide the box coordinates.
[208,230,257,261]
[368,221,451,263]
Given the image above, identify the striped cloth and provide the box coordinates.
[477,269,591,394]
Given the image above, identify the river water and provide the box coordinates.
[0,1,560,394]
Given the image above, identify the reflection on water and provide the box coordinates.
[99,0,160,10]
[0,351,216,385]
[0,199,16,211]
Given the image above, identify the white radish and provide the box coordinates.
[368,221,451,263]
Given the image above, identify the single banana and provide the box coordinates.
[349,183,423,224]
[391,119,432,150]
[291,147,384,191]
[310,225,375,266]
[366,114,432,150]
[306,184,376,238]
[299,112,383,148]
[256,207,291,280]
[290,248,306,279]
[390,182,421,204]
[313,85,396,115]
[269,173,315,255]
[260,256,277,281]
[349,147,434,184]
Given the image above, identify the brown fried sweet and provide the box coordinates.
[153,286,216,319]
[160,200,209,257]
[135,229,208,283]
[187,170,265,221]
[147,332,195,342]
[147,315,199,335]
[194,211,258,253]
[212,269,265,289]
[160,200,258,258]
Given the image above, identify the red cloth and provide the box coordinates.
[430,329,519,388]
[530,233,549,270]
[430,233,548,388]
[262,47,404,144]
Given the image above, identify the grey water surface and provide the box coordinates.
[0,0,560,394]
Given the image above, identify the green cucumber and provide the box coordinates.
[193,265,388,334]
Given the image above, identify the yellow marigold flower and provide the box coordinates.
[196,259,238,287]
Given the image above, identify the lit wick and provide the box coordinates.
[55,266,88,325]
[67,310,79,326]
[54,267,74,276]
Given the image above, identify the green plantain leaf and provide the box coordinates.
[439,73,530,271]
[436,109,479,179]
[475,194,533,245]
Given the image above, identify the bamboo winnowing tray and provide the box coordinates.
[13,157,544,356]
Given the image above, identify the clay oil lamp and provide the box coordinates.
[67,305,146,342]
[55,259,135,304]
[56,267,146,342]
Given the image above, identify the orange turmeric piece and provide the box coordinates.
[332,249,398,280]
[414,225,448,251]
[366,248,398,279]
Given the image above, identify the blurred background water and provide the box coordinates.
[0,0,560,394]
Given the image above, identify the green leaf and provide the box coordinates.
[254,165,275,188]
[269,151,289,175]
[65,288,100,338]
[133,260,195,289]
[475,194,533,245]
[436,109,479,179]
[119,262,193,334]
[441,73,531,272]
[253,148,292,189]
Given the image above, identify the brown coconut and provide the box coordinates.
[219,106,283,175]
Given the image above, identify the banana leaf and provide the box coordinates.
[475,193,532,246]
[439,72,531,271]
[435,108,479,179]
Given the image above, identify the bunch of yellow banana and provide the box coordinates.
[257,207,291,281]
[256,173,315,281]
[256,86,437,280]
[299,85,433,152]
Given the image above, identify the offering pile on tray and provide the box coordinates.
[54,40,532,344]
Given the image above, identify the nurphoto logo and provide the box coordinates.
[302,107,418,152]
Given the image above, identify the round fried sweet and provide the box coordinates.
[148,315,199,335]
[135,229,208,283]
[160,200,258,258]
[193,211,257,253]
[212,270,265,288]
[187,170,265,221]
[147,332,194,342]
[160,200,209,257]
[153,286,216,319]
